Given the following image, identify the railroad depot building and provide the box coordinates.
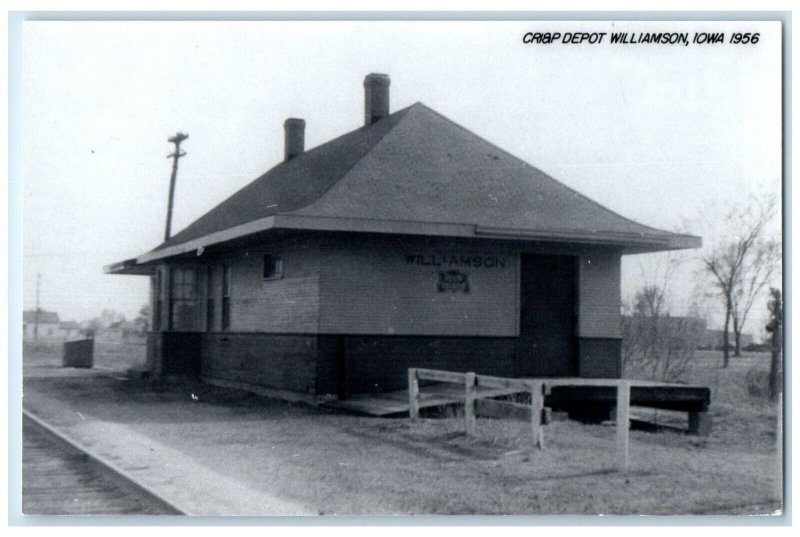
[107,73,701,401]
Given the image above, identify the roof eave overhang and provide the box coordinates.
[474,225,702,254]
[107,214,702,272]
[103,258,157,276]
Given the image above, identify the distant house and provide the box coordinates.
[96,319,146,343]
[121,319,147,339]
[107,73,702,400]
[59,321,82,341]
[96,320,124,343]
[22,309,62,342]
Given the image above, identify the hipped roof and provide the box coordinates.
[107,102,699,274]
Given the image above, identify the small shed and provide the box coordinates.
[23,309,63,342]
[107,73,700,400]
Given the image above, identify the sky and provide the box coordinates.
[20,20,782,334]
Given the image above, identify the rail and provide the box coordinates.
[23,410,187,514]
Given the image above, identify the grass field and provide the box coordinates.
[626,350,781,454]
[21,341,783,515]
[23,337,147,376]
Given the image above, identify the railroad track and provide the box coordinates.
[22,411,185,516]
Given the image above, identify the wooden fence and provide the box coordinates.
[407,368,631,472]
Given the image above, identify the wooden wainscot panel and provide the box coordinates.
[200,333,318,393]
[578,338,623,378]
[340,335,517,394]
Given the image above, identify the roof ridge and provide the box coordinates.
[133,99,699,261]
[280,104,415,216]
[416,103,673,237]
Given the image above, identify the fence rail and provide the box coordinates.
[407,367,631,472]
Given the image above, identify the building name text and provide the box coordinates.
[406,254,507,269]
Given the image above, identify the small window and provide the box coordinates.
[263,254,284,280]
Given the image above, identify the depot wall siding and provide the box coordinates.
[154,239,322,334]
[226,240,321,333]
[231,273,320,332]
[147,235,626,393]
[318,236,519,337]
[153,237,622,340]
[577,252,622,339]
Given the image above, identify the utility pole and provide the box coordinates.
[164,132,189,242]
[34,273,41,343]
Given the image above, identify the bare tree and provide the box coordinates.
[622,252,701,382]
[99,308,126,328]
[622,285,702,382]
[765,288,783,401]
[702,194,780,367]
[731,238,781,355]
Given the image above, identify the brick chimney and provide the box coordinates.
[363,73,390,125]
[283,118,305,161]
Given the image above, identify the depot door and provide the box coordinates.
[518,254,578,377]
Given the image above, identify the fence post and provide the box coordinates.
[530,381,544,449]
[408,368,420,420]
[464,372,476,435]
[616,380,630,472]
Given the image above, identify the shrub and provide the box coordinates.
[745,367,773,399]
[622,313,703,382]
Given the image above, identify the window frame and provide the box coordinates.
[262,253,284,281]
[153,270,163,332]
[206,265,215,332]
[168,267,199,332]
[221,264,231,331]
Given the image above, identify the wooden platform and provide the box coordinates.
[320,377,711,417]
[546,379,710,413]
[321,383,525,416]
